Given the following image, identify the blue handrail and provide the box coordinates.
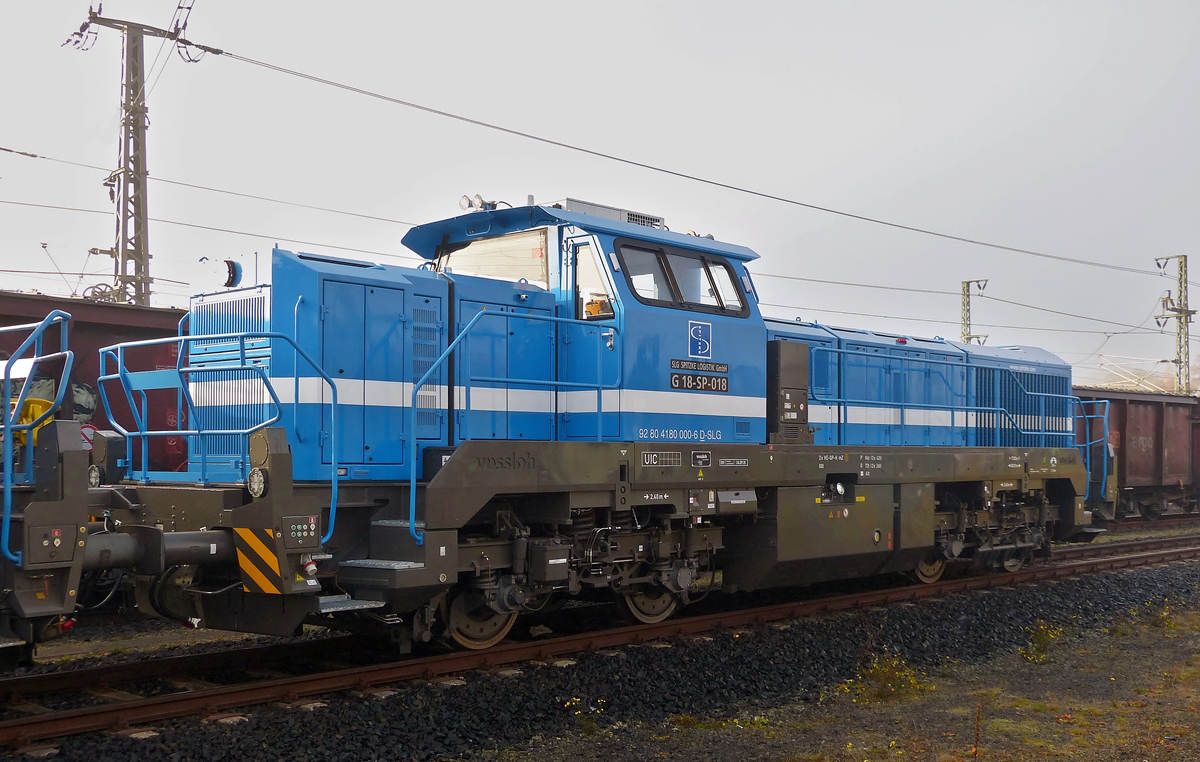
[407,308,621,545]
[292,296,304,443]
[810,346,1079,444]
[97,331,342,545]
[809,345,1113,499]
[1073,399,1110,502]
[1,310,75,566]
[175,312,190,459]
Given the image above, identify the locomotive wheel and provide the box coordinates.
[447,591,517,650]
[1002,556,1023,573]
[914,557,946,584]
[617,587,679,624]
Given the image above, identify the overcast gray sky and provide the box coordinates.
[2,1,1197,386]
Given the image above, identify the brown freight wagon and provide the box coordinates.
[1073,386,1199,520]
[0,291,186,473]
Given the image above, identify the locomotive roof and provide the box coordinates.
[766,317,1071,370]
[401,206,761,263]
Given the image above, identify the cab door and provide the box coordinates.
[559,241,620,439]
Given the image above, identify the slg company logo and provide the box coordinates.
[688,321,712,360]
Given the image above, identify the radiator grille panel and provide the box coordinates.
[188,287,273,462]
[411,299,443,437]
[411,307,440,381]
[974,367,1072,448]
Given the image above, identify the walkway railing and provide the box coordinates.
[97,332,343,545]
[809,346,1111,499]
[811,347,1075,444]
[1,310,74,565]
[1075,399,1110,503]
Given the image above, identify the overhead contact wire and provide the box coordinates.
[0,199,421,264]
[0,146,417,226]
[212,51,1156,278]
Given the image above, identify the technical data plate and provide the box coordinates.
[316,594,387,614]
[337,559,426,570]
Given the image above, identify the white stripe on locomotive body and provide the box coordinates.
[807,404,838,424]
[190,378,766,419]
[621,389,765,418]
[809,404,979,430]
[556,389,766,418]
[188,379,1072,434]
[556,389,621,413]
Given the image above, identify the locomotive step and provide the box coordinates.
[337,559,426,570]
[370,519,426,529]
[316,594,387,614]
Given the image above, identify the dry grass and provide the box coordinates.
[835,650,935,704]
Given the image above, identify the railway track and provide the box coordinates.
[5,536,1200,750]
[1099,515,1200,533]
[1055,531,1200,559]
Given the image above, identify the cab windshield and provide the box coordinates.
[433,229,549,289]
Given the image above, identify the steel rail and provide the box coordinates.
[1102,516,1200,533]
[0,636,349,703]
[1054,532,1200,560]
[5,543,1200,747]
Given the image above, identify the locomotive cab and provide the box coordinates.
[403,200,770,445]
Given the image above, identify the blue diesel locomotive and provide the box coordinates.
[0,200,1098,658]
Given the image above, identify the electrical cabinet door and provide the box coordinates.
[457,300,507,440]
[363,286,406,465]
[507,307,554,440]
[322,281,365,464]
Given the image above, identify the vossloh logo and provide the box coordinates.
[476,452,537,471]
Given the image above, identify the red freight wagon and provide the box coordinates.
[0,291,186,473]
[1073,386,1198,520]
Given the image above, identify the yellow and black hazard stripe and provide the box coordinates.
[233,527,283,594]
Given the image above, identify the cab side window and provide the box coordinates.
[575,244,614,320]
[665,253,720,307]
[623,246,673,301]
[616,241,750,318]
[707,263,743,311]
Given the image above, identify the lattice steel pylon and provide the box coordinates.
[960,279,988,345]
[1155,255,1195,394]
[67,6,198,305]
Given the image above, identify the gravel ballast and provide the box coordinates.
[11,560,1200,761]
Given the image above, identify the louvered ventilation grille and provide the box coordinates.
[974,367,1072,448]
[411,305,441,427]
[624,211,665,228]
[188,288,272,459]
